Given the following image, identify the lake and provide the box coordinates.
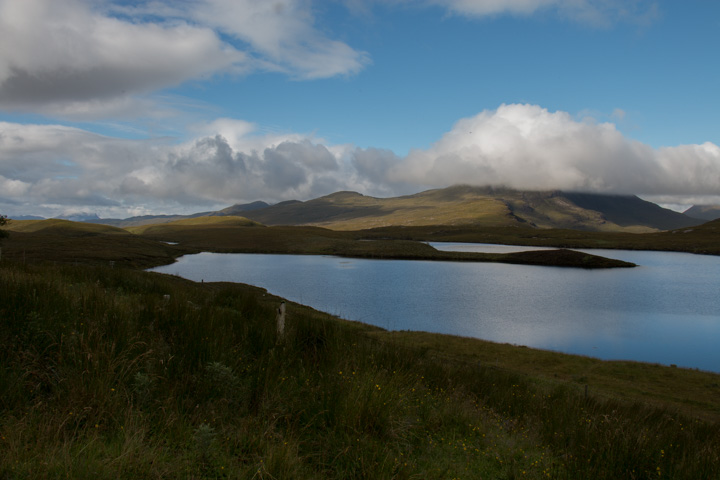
[149,244,720,373]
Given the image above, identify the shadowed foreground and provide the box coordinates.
[1,260,719,479]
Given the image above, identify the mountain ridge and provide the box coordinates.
[11,186,705,232]
[235,186,703,232]
[684,204,720,222]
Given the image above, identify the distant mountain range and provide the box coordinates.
[18,186,715,232]
[84,201,270,228]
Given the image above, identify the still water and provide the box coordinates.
[149,244,720,372]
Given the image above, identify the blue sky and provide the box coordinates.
[0,0,718,218]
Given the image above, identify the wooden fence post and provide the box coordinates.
[276,302,286,340]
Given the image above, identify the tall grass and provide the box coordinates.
[1,261,718,478]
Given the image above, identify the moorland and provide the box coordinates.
[1,186,720,478]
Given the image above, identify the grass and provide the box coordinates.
[1,221,634,270]
[0,215,718,477]
[0,230,189,269]
[125,216,261,235]
[236,186,701,232]
[360,219,720,256]
[2,259,720,478]
[131,224,633,268]
[3,219,129,235]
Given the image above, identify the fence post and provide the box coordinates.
[276,302,286,340]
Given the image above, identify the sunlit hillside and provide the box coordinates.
[235,186,701,232]
[125,215,262,235]
[4,219,131,235]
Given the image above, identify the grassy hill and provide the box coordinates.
[2,210,719,477]
[4,218,131,236]
[2,219,634,269]
[90,201,272,228]
[37,185,700,233]
[1,259,719,478]
[125,215,262,235]
[0,219,189,268]
[238,185,701,232]
[359,217,720,256]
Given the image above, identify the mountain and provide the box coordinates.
[561,193,700,231]
[125,215,261,234]
[69,186,704,232]
[215,200,271,216]
[7,215,45,221]
[89,214,209,228]
[683,205,720,222]
[237,185,703,232]
[90,201,271,228]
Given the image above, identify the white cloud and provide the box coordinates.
[432,0,558,16]
[0,120,373,217]
[389,104,720,197]
[0,175,31,196]
[2,105,719,219]
[422,0,659,25]
[185,0,371,79]
[0,0,368,118]
[0,0,243,116]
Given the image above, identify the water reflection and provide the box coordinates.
[149,246,720,372]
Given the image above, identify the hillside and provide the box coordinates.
[230,189,512,229]
[4,218,131,236]
[90,201,271,228]
[238,185,702,232]
[684,204,720,221]
[562,192,700,230]
[125,215,262,234]
[2,260,719,478]
[23,186,703,233]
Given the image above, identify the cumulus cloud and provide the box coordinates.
[389,104,720,199]
[0,120,376,217]
[1,105,719,218]
[0,0,368,117]
[184,0,371,79]
[128,135,349,203]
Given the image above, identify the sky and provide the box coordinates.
[0,0,719,219]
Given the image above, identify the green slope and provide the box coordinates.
[2,261,719,478]
[239,185,702,232]
[125,215,262,234]
[4,218,131,235]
